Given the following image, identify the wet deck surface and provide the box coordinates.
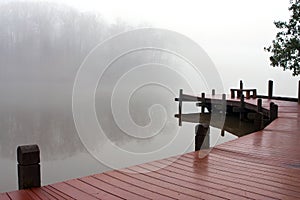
[1,98,300,199]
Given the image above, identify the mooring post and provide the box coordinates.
[237,80,243,98]
[269,102,278,121]
[195,124,210,151]
[268,80,273,99]
[254,112,264,131]
[212,89,215,96]
[257,98,262,112]
[178,89,183,126]
[240,95,245,120]
[221,129,225,137]
[17,144,41,190]
[201,92,205,113]
[230,89,235,99]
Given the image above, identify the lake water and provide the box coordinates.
[0,0,298,193]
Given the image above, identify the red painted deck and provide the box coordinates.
[1,98,300,199]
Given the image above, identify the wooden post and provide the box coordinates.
[222,94,226,100]
[270,102,278,121]
[254,112,264,131]
[253,89,257,99]
[17,144,41,190]
[195,124,210,151]
[178,89,183,126]
[221,129,225,137]
[268,80,273,99]
[201,92,205,113]
[212,89,215,96]
[240,80,243,90]
[240,95,245,120]
[257,98,262,112]
[230,89,235,99]
[298,80,300,104]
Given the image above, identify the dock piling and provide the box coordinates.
[195,124,210,151]
[270,102,278,121]
[17,144,41,190]
[257,98,262,112]
[201,93,206,113]
[268,80,273,99]
[178,89,183,126]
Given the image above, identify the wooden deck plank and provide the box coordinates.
[0,193,11,200]
[50,182,99,200]
[80,176,148,200]
[106,170,200,200]
[157,157,300,199]
[64,179,122,200]
[132,164,250,200]
[180,155,300,187]
[30,188,58,200]
[42,186,73,199]
[159,157,300,195]
[7,190,33,200]
[93,173,173,200]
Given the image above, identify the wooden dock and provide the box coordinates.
[1,96,300,199]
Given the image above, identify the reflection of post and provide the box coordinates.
[268,80,273,99]
[17,144,41,190]
[195,124,210,151]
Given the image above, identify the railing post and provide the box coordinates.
[268,80,273,99]
[212,89,215,96]
[240,80,243,90]
[201,92,205,113]
[240,95,245,120]
[178,89,183,126]
[17,144,41,190]
[195,124,210,151]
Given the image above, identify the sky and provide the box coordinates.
[2,0,298,95]
[45,0,298,96]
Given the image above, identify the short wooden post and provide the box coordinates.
[201,92,205,113]
[254,112,264,130]
[270,102,278,121]
[212,89,215,96]
[253,89,257,99]
[240,95,245,120]
[222,94,226,100]
[221,129,225,137]
[268,80,273,99]
[195,124,210,151]
[178,89,183,126]
[230,89,235,99]
[298,80,300,104]
[17,144,41,190]
[240,80,243,90]
[257,98,262,112]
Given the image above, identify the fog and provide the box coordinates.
[0,0,298,192]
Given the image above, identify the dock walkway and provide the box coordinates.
[1,98,300,199]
